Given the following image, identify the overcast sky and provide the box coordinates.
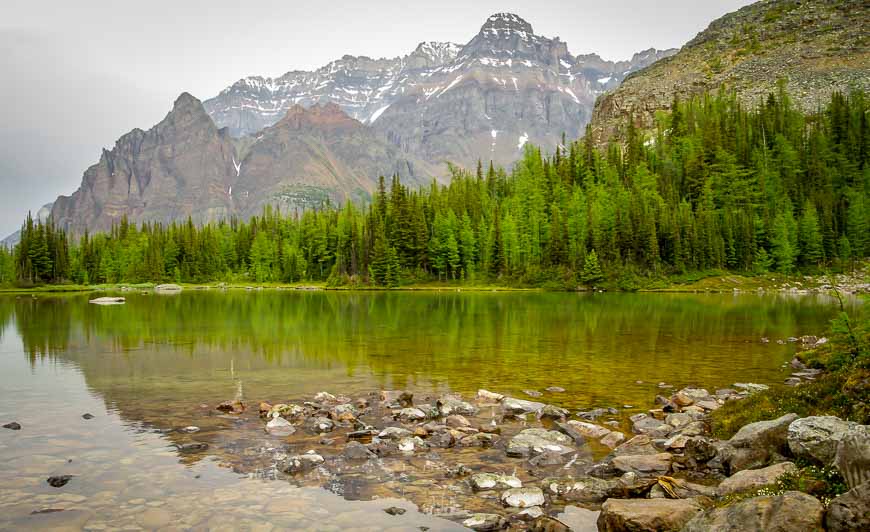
[0,0,753,238]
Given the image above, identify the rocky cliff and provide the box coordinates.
[590,0,870,144]
[204,13,675,169]
[51,96,427,234]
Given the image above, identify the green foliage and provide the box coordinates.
[9,88,869,288]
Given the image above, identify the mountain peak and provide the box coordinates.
[481,13,534,37]
[275,103,359,130]
[173,92,201,111]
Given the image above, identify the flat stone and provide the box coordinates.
[501,397,545,416]
[543,476,616,503]
[598,498,705,532]
[559,420,610,440]
[600,431,626,449]
[718,462,797,495]
[506,428,573,457]
[462,513,508,531]
[611,453,672,476]
[396,408,427,422]
[378,426,413,440]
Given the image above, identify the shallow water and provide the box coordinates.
[0,291,857,530]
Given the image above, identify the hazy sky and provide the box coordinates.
[0,0,753,237]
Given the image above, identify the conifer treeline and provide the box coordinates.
[1,87,867,287]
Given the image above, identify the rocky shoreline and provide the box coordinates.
[159,372,867,531]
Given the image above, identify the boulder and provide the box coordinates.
[537,404,569,420]
[396,407,427,422]
[682,491,823,531]
[378,426,413,440]
[502,397,546,416]
[826,480,870,532]
[88,296,126,305]
[729,413,798,452]
[342,441,376,460]
[787,415,855,465]
[612,453,672,476]
[543,476,616,503]
[600,431,626,449]
[501,487,546,508]
[437,396,478,416]
[835,425,870,489]
[462,513,508,531]
[477,389,505,403]
[280,452,324,474]
[506,428,574,457]
[558,420,610,440]
[630,413,672,437]
[597,498,704,532]
[265,416,296,436]
[305,416,335,433]
[612,435,659,456]
[718,462,797,495]
[154,283,182,292]
[469,472,523,491]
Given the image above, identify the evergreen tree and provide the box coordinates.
[581,249,604,285]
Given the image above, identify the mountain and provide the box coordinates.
[204,13,676,169]
[50,95,431,235]
[591,0,870,144]
[1,202,53,248]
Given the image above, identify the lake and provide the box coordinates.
[0,290,857,530]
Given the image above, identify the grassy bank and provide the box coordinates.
[711,297,870,439]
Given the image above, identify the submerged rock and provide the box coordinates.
[437,396,478,416]
[380,390,414,407]
[177,442,208,453]
[378,426,413,440]
[477,389,505,403]
[469,472,522,491]
[502,397,546,416]
[46,475,73,488]
[462,513,508,531]
[543,476,616,503]
[3,422,21,430]
[265,416,296,436]
[342,441,376,460]
[383,506,406,516]
[396,407,427,422]
[501,487,545,508]
[280,452,324,474]
[506,428,573,457]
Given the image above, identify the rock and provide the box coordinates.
[265,416,296,436]
[81,413,94,420]
[630,413,671,437]
[543,476,615,503]
[378,426,413,440]
[501,487,546,508]
[397,407,427,422]
[546,386,566,393]
[517,506,545,521]
[718,462,797,495]
[537,404,569,420]
[787,415,855,465]
[313,391,337,403]
[138,508,172,529]
[524,389,543,398]
[729,412,798,451]
[342,441,376,460]
[437,396,478,416]
[612,453,672,476]
[306,416,335,433]
[270,403,305,419]
[463,513,508,531]
[502,397,546,416]
[683,491,823,531]
[258,401,272,417]
[155,283,182,292]
[554,506,600,532]
[383,506,406,516]
[597,498,704,532]
[3,422,21,430]
[600,431,626,449]
[826,481,870,532]
[665,412,692,428]
[835,425,870,489]
[470,472,523,491]
[216,400,245,414]
[330,403,357,422]
[88,296,126,304]
[458,432,495,448]
[684,437,719,464]
[557,420,610,440]
[280,452,324,474]
[477,389,505,403]
[428,429,456,448]
[380,390,414,407]
[398,436,426,452]
[47,475,73,488]
[179,426,199,433]
[612,435,659,456]
[445,414,471,428]
[733,382,769,394]
[178,442,208,453]
[506,428,574,457]
[346,428,378,442]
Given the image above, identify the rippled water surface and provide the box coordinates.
[0,290,857,530]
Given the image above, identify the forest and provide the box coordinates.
[1,86,867,288]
